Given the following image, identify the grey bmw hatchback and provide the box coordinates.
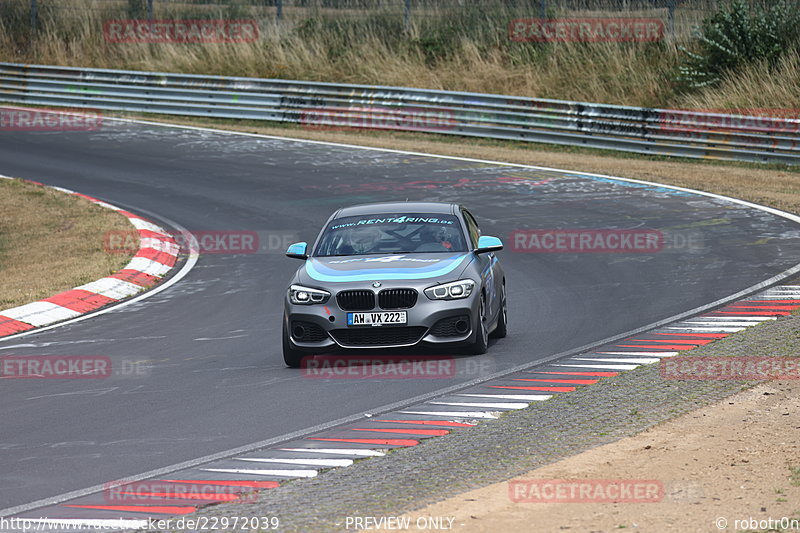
[282,202,507,367]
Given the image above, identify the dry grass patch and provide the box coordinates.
[4,0,800,111]
[0,178,137,310]
[0,0,690,108]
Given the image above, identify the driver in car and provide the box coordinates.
[418,224,455,251]
[348,226,381,254]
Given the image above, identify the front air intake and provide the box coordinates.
[336,290,375,311]
[378,288,418,309]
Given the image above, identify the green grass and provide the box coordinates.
[791,466,800,486]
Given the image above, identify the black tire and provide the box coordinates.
[490,282,507,339]
[468,291,489,355]
[282,322,305,368]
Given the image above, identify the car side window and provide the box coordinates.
[462,209,481,249]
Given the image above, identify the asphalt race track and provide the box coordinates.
[1,116,799,514]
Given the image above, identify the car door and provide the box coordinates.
[462,208,500,321]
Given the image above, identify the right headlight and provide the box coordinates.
[288,284,330,305]
[424,279,475,301]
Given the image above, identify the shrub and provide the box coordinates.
[677,0,800,90]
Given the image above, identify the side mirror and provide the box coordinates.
[476,235,503,254]
[286,242,308,260]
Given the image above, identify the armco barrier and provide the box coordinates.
[1,62,799,165]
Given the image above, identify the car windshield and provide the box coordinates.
[314,213,468,256]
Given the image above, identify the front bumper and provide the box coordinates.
[284,291,480,351]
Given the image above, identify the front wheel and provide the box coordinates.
[490,282,507,339]
[467,291,489,355]
[282,322,305,368]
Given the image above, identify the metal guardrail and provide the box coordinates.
[2,62,799,165]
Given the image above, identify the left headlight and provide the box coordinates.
[288,284,331,305]
[424,279,475,300]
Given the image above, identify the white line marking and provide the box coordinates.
[128,217,164,232]
[458,393,552,401]
[554,363,640,370]
[125,257,173,277]
[140,238,180,255]
[573,357,660,364]
[427,401,527,409]
[25,387,118,400]
[91,200,122,211]
[194,334,249,341]
[666,327,747,332]
[48,185,75,194]
[688,316,774,321]
[598,351,679,356]
[203,468,317,478]
[684,321,764,326]
[75,278,143,300]
[400,410,498,419]
[236,457,352,467]
[0,301,82,327]
[279,448,385,457]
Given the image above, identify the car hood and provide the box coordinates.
[298,252,474,284]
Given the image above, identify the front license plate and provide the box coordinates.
[347,311,407,326]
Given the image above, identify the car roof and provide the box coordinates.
[334,202,458,218]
